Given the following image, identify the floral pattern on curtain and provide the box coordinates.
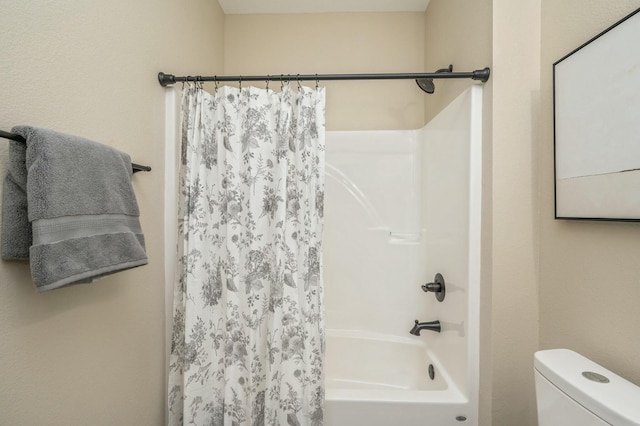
[168,84,326,426]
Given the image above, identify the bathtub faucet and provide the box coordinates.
[410,319,441,335]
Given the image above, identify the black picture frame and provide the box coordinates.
[554,7,640,221]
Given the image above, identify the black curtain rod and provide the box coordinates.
[0,130,151,174]
[157,67,491,88]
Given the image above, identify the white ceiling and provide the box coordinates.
[218,0,430,14]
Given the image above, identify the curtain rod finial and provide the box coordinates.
[472,67,491,83]
[158,72,176,87]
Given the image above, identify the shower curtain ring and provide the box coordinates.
[280,74,285,89]
[266,75,270,90]
[315,74,319,90]
[239,75,242,90]
[214,76,219,92]
[296,74,302,90]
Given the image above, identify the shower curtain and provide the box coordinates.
[168,84,326,426]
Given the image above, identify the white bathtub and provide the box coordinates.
[324,330,471,426]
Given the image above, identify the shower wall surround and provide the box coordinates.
[323,86,483,425]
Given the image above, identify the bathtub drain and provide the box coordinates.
[428,363,435,380]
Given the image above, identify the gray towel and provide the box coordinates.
[1,126,147,292]
[1,141,31,259]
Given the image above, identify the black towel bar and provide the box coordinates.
[0,129,151,173]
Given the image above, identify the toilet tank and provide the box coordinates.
[534,349,640,426]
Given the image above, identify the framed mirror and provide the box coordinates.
[554,7,640,221]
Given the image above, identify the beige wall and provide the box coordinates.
[492,0,541,425]
[0,1,224,424]
[424,0,493,123]
[224,13,425,131]
[539,0,640,388]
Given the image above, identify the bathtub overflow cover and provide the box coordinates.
[582,371,609,383]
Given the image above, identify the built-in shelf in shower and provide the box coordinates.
[388,231,423,244]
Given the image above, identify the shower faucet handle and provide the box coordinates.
[422,282,441,292]
[421,273,446,302]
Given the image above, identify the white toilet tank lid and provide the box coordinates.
[535,349,640,426]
